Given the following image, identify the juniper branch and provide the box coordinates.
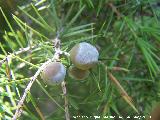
[12,36,70,120]
[12,59,52,120]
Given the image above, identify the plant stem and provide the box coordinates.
[61,81,70,120]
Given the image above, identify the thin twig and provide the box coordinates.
[61,81,70,120]
[108,72,138,113]
[53,37,70,120]
[0,58,6,67]
[5,58,17,107]
[108,3,122,19]
[12,59,52,120]
[99,61,129,72]
[0,46,34,68]
[0,40,54,67]
[12,36,70,119]
[35,106,45,120]
[106,66,130,72]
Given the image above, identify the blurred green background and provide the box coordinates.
[0,0,160,120]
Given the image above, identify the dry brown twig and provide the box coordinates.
[108,2,122,19]
[12,36,70,120]
[61,81,70,120]
[53,37,70,120]
[108,72,138,113]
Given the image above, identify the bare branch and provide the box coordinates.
[0,46,34,68]
[12,59,52,120]
[61,81,70,120]
[12,36,70,120]
[53,37,70,120]
[108,3,122,19]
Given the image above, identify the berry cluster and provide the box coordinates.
[41,42,99,84]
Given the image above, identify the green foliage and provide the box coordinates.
[0,0,160,119]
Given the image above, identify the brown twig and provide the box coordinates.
[108,72,138,113]
[99,61,129,72]
[53,37,70,120]
[108,3,122,19]
[35,106,45,120]
[61,81,70,120]
[106,66,129,72]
